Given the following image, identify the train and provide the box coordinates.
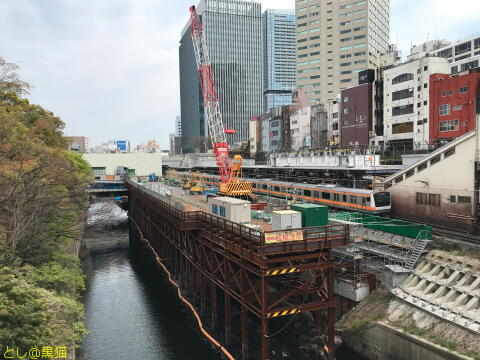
[201,174,391,214]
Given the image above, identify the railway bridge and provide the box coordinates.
[127,180,350,360]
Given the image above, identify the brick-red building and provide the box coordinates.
[429,69,480,144]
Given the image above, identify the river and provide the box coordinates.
[79,201,363,360]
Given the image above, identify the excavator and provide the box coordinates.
[189,6,255,201]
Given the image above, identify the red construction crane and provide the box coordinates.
[189,5,231,183]
[189,5,254,199]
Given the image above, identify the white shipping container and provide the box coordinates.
[208,197,251,224]
[272,210,302,231]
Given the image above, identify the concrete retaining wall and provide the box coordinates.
[343,322,471,360]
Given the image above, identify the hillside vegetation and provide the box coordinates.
[0,56,91,359]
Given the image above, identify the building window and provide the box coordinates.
[458,196,471,204]
[450,195,456,203]
[455,41,471,55]
[429,194,440,206]
[453,105,462,111]
[439,120,459,132]
[418,163,428,172]
[392,104,414,116]
[392,73,414,84]
[416,192,428,205]
[392,88,413,101]
[459,86,469,94]
[444,147,455,158]
[439,104,450,116]
[430,155,441,166]
[392,122,414,134]
[343,97,349,102]
[212,204,218,214]
[343,108,349,114]
[442,90,446,97]
[448,89,454,96]
[461,60,479,72]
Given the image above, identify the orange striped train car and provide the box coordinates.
[202,174,391,215]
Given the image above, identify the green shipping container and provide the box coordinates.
[291,204,329,227]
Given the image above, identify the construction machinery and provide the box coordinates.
[189,6,255,200]
[189,172,204,194]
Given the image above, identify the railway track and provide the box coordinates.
[430,225,480,250]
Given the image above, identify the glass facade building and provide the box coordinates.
[262,9,296,113]
[179,0,263,150]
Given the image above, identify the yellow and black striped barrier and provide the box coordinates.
[267,308,299,318]
[266,267,299,276]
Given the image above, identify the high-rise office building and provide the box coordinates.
[263,9,296,113]
[295,0,390,105]
[179,0,263,152]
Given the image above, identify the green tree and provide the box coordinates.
[0,55,90,358]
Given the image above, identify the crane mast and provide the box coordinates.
[189,6,231,183]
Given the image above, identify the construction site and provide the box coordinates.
[125,5,480,360]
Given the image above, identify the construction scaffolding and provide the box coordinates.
[127,179,351,360]
[330,212,431,280]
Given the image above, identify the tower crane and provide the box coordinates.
[189,5,254,200]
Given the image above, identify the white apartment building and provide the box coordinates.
[381,56,450,150]
[290,107,311,150]
[295,0,390,105]
[409,35,480,75]
[433,35,480,74]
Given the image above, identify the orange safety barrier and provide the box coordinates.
[131,218,236,360]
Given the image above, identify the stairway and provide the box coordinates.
[404,231,430,270]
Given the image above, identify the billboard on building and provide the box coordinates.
[340,84,372,149]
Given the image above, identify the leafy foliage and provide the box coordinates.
[0,56,90,357]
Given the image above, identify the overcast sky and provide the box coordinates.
[1,0,479,149]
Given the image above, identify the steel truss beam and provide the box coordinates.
[128,183,349,360]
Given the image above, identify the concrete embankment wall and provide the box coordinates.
[343,322,472,360]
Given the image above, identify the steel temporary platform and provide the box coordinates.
[127,180,350,360]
